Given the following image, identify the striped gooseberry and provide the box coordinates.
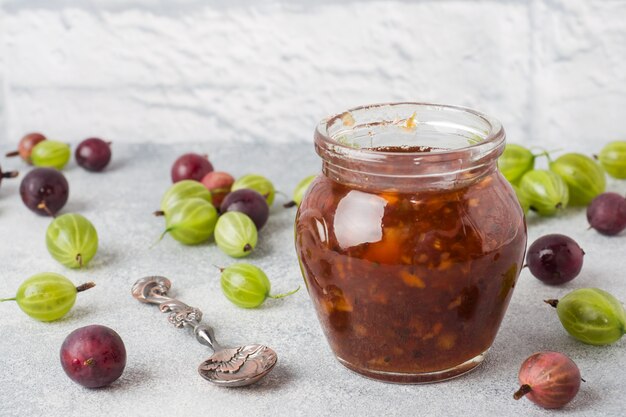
[31,140,71,170]
[518,170,569,216]
[219,263,299,308]
[160,198,218,245]
[46,213,99,268]
[231,174,276,206]
[545,288,626,345]
[158,180,212,214]
[498,144,535,184]
[0,273,94,322]
[597,141,626,179]
[550,153,605,206]
[214,211,258,258]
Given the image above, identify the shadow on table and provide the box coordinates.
[61,198,89,214]
[59,305,99,322]
[103,367,153,391]
[569,384,600,412]
[238,362,296,392]
[84,247,120,272]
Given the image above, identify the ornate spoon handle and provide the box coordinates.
[132,276,220,351]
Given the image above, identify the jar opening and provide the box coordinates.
[314,102,506,191]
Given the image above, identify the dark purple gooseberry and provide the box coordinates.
[75,138,112,172]
[60,325,126,388]
[171,153,214,183]
[526,234,584,285]
[220,188,269,230]
[19,167,69,216]
[587,192,626,236]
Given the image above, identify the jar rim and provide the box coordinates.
[315,101,505,165]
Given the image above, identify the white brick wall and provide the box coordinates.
[0,0,624,152]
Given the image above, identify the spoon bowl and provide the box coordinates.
[198,344,277,387]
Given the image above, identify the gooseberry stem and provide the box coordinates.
[544,299,559,308]
[530,147,561,163]
[0,297,17,302]
[213,265,225,273]
[243,243,252,252]
[152,227,174,248]
[76,253,83,268]
[76,282,96,293]
[5,150,19,158]
[153,210,165,216]
[1,170,18,178]
[268,286,301,299]
[513,384,533,400]
[283,200,297,208]
[37,201,55,217]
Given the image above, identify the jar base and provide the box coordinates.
[336,350,488,384]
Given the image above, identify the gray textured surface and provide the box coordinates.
[0,142,624,417]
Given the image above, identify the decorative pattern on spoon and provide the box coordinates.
[131,276,278,387]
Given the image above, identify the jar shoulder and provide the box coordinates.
[296,173,526,256]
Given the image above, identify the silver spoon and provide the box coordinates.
[132,276,278,387]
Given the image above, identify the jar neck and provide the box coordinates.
[315,102,506,193]
[320,155,500,193]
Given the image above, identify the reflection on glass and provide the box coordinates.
[334,190,386,249]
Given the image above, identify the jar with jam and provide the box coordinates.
[295,103,527,383]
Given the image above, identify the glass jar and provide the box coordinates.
[295,103,527,383]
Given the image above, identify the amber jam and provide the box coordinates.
[295,103,527,383]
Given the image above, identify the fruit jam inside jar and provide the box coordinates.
[295,103,527,383]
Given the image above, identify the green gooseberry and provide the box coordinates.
[284,175,316,208]
[597,141,626,179]
[546,288,625,346]
[219,263,299,308]
[498,144,535,184]
[161,198,218,245]
[231,174,275,206]
[46,213,99,268]
[518,169,569,216]
[0,273,94,322]
[31,140,71,170]
[214,211,258,258]
[159,180,212,213]
[550,153,606,206]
